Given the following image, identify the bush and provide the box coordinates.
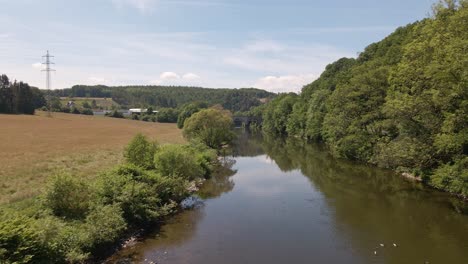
[0,215,54,264]
[71,107,80,114]
[154,145,202,180]
[141,115,150,122]
[156,108,179,123]
[80,108,93,115]
[44,174,91,220]
[124,134,158,169]
[84,204,127,246]
[107,110,124,118]
[154,144,215,180]
[61,106,71,113]
[431,157,468,197]
[95,164,180,224]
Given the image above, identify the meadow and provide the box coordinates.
[0,111,184,204]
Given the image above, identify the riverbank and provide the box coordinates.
[0,134,225,263]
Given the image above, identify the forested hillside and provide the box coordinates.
[260,1,468,197]
[52,85,274,112]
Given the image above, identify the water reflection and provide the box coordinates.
[112,131,468,264]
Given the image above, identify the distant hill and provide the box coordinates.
[51,85,276,112]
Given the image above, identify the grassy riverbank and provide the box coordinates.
[0,134,219,263]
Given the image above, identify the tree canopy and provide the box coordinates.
[183,108,235,148]
[0,74,46,114]
[258,0,468,197]
[51,85,274,113]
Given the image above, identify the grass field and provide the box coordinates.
[0,111,184,204]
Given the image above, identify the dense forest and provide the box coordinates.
[0,74,45,114]
[258,1,468,197]
[52,85,274,113]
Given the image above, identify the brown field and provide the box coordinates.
[0,112,184,204]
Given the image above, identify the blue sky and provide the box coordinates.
[0,0,434,92]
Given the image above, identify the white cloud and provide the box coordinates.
[88,76,108,84]
[253,73,317,93]
[31,62,43,69]
[160,71,180,80]
[111,0,158,13]
[182,73,200,80]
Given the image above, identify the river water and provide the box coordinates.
[111,132,468,264]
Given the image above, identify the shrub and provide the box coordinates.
[156,108,179,123]
[141,115,150,122]
[71,107,80,114]
[107,110,123,118]
[80,108,93,115]
[84,204,127,246]
[44,174,91,220]
[61,106,71,113]
[95,165,180,224]
[431,157,468,197]
[0,215,53,264]
[154,145,204,181]
[124,134,158,169]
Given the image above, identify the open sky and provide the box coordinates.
[0,0,434,93]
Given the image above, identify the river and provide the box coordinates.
[110,132,468,264]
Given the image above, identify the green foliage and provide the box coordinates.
[124,133,158,169]
[44,174,91,220]
[156,107,179,123]
[106,110,124,118]
[154,144,216,180]
[82,101,91,109]
[431,157,468,196]
[0,74,46,114]
[80,108,94,115]
[141,115,150,122]
[182,108,235,148]
[262,93,299,135]
[0,133,223,262]
[146,106,154,115]
[0,215,54,264]
[84,204,127,246]
[177,102,207,128]
[260,2,468,196]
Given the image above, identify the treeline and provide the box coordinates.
[258,1,468,197]
[51,85,275,113]
[0,74,46,114]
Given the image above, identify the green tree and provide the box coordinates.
[183,108,235,148]
[124,134,158,169]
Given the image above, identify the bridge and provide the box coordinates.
[232,116,262,128]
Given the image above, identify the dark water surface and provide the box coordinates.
[111,132,468,264]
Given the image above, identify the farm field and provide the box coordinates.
[59,97,120,109]
[0,111,184,204]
